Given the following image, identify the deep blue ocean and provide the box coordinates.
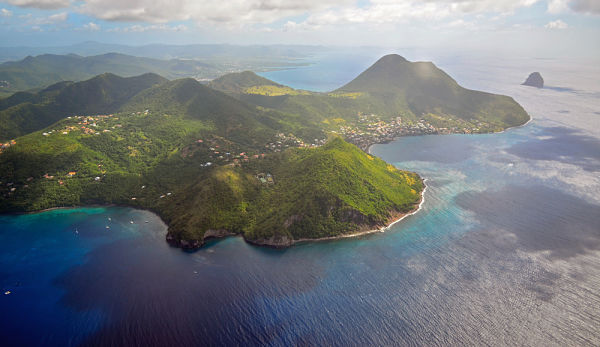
[1,50,599,346]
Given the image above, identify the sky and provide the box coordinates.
[0,0,599,58]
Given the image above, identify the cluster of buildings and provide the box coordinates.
[270,133,325,150]
[0,139,16,154]
[190,132,325,169]
[40,114,122,137]
[338,113,490,151]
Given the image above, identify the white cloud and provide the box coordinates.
[75,0,548,27]
[264,0,545,29]
[78,0,352,24]
[1,8,13,17]
[82,21,100,31]
[28,12,68,25]
[445,19,477,30]
[544,19,568,29]
[547,0,569,14]
[5,0,70,10]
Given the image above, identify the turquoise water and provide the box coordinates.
[2,53,600,346]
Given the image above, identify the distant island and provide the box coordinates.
[0,54,529,248]
[522,72,544,88]
[0,51,308,98]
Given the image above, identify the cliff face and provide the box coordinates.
[522,72,544,88]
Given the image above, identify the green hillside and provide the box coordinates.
[335,54,529,127]
[210,55,529,131]
[246,137,423,245]
[0,73,167,141]
[0,69,423,248]
[0,116,421,249]
[0,53,213,95]
[148,137,424,247]
[207,71,283,94]
[122,78,324,146]
[0,53,532,248]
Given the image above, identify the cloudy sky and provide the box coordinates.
[0,0,598,57]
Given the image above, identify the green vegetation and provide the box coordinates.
[157,137,423,246]
[1,54,530,248]
[0,53,214,95]
[0,73,167,140]
[333,54,529,127]
[0,107,421,248]
[207,71,283,94]
[210,55,529,130]
[247,137,423,242]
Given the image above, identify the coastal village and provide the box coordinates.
[336,113,497,151]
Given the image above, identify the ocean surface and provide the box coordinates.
[2,50,600,346]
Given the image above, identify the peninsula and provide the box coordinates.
[0,55,529,248]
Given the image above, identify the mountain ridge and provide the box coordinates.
[0,73,167,140]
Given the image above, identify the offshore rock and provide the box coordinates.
[522,72,544,88]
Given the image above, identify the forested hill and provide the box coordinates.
[0,53,212,95]
[335,54,529,126]
[164,137,424,247]
[0,73,167,141]
[207,71,283,94]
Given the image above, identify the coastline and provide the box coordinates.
[291,177,427,246]
[0,204,118,216]
[366,116,533,154]
[2,178,427,250]
[497,115,534,134]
